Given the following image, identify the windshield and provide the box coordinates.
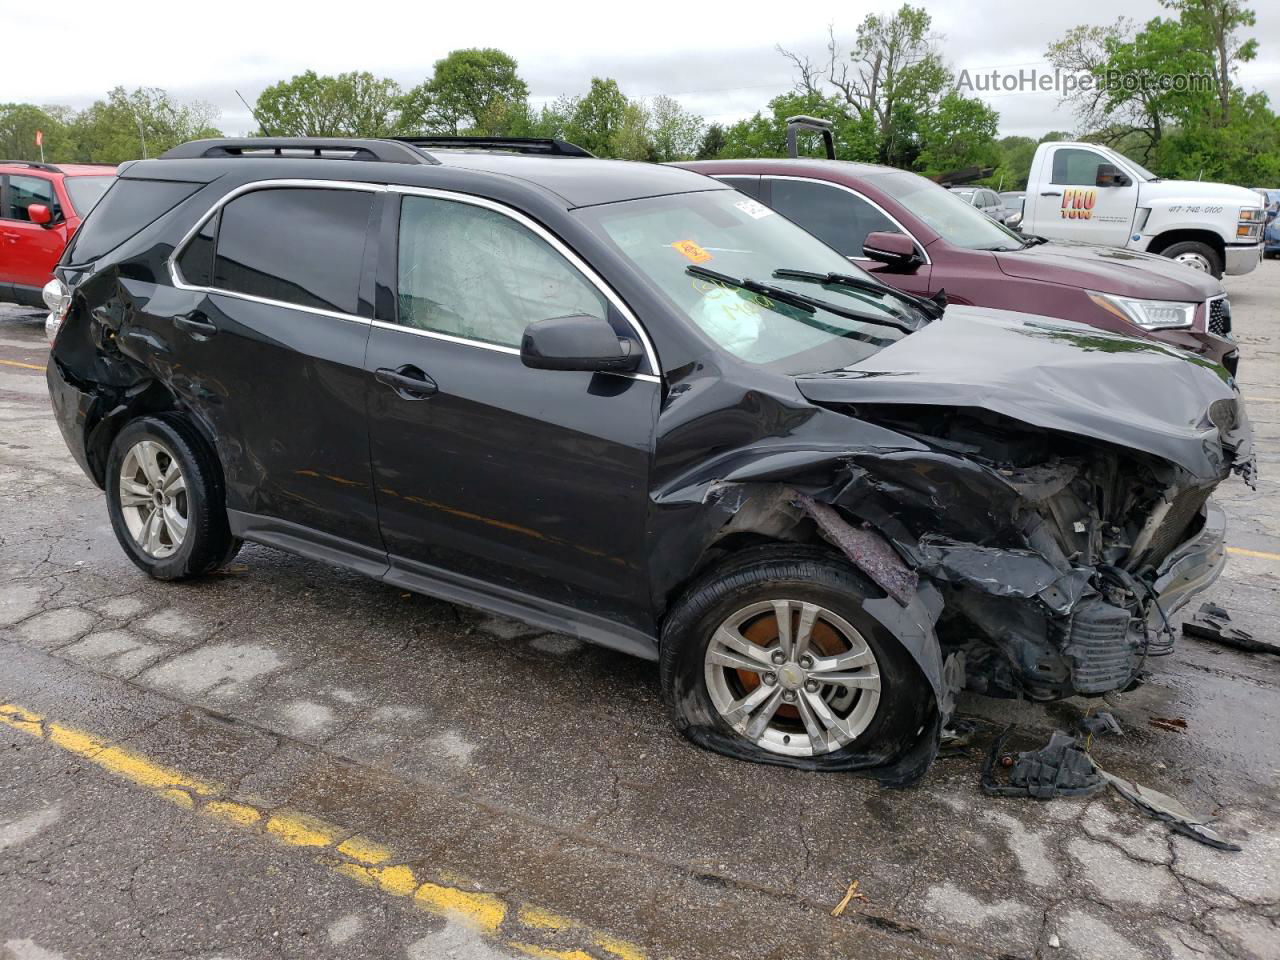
[64,176,114,216]
[865,170,1025,251]
[574,190,913,373]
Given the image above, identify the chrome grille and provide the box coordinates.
[1208,297,1232,337]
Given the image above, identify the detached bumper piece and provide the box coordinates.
[981,728,1105,799]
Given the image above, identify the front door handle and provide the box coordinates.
[174,312,218,339]
[375,365,437,400]
[1040,191,1062,197]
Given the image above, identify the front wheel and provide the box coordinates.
[659,546,930,771]
[105,415,240,580]
[1158,240,1223,278]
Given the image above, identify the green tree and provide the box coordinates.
[0,103,77,162]
[775,6,994,171]
[915,92,1000,178]
[696,123,727,159]
[411,48,529,135]
[647,95,703,162]
[1162,0,1257,124]
[611,101,655,160]
[566,78,629,156]
[720,92,878,162]
[74,87,221,162]
[254,71,412,137]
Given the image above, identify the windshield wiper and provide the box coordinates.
[772,268,943,322]
[687,266,919,334]
[1020,234,1050,248]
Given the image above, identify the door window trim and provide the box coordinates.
[758,175,931,266]
[167,178,661,383]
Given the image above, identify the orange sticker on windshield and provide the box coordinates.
[671,240,713,263]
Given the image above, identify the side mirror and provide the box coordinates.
[27,204,53,226]
[863,231,919,270]
[521,314,641,373]
[1095,163,1131,188]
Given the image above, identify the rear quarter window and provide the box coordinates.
[211,187,375,315]
[65,178,202,264]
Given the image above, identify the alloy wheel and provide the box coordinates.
[118,439,188,559]
[703,599,881,757]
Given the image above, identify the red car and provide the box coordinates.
[677,157,1238,373]
[1,161,116,308]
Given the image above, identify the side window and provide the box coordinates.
[6,175,57,222]
[1051,149,1107,186]
[177,213,218,287]
[396,195,607,349]
[212,188,374,314]
[714,176,761,200]
[768,179,900,258]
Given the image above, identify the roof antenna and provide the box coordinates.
[236,89,276,137]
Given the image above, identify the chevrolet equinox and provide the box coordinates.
[45,136,1254,784]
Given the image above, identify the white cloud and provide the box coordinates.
[5,0,1278,139]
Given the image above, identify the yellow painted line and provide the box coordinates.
[0,358,46,372]
[1227,546,1280,561]
[0,701,647,960]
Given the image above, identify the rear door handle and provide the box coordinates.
[375,365,437,400]
[174,312,218,339]
[1040,191,1062,197]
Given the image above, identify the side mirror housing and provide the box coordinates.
[27,204,53,226]
[1095,163,1131,188]
[521,314,641,373]
[863,231,919,270]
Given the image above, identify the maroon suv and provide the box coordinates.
[676,158,1237,372]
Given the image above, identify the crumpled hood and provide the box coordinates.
[795,306,1250,480]
[994,240,1223,300]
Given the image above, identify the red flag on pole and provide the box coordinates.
[35,130,43,147]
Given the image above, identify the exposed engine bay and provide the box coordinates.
[802,402,1250,703]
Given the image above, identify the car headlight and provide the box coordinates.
[42,277,71,346]
[1087,291,1197,330]
[1238,207,1262,221]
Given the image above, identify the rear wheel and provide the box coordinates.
[660,546,929,770]
[105,416,239,580]
[1158,240,1222,278]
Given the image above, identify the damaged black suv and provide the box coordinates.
[46,136,1254,784]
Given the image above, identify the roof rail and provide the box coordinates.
[0,160,61,173]
[785,116,836,160]
[158,138,439,165]
[394,136,594,158]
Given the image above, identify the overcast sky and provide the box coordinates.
[5,0,1278,139]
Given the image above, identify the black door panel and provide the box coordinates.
[169,293,379,546]
[366,327,658,629]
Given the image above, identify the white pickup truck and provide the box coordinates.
[1020,142,1264,278]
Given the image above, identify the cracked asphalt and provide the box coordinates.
[2,263,1279,960]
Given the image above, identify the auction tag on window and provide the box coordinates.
[671,240,713,263]
[734,199,774,219]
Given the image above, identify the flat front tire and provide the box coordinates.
[659,545,929,771]
[105,415,239,580]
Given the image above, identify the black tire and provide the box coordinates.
[105,414,240,580]
[659,544,931,773]
[1157,240,1223,278]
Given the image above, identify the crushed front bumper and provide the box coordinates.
[1147,500,1227,628]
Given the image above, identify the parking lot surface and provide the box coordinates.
[2,265,1279,960]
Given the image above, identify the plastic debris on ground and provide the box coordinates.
[1182,602,1280,655]
[981,727,1106,799]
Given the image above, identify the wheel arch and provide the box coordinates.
[1150,228,1225,261]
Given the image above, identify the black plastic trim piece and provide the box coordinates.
[225,510,659,661]
[394,136,594,158]
[160,138,439,165]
